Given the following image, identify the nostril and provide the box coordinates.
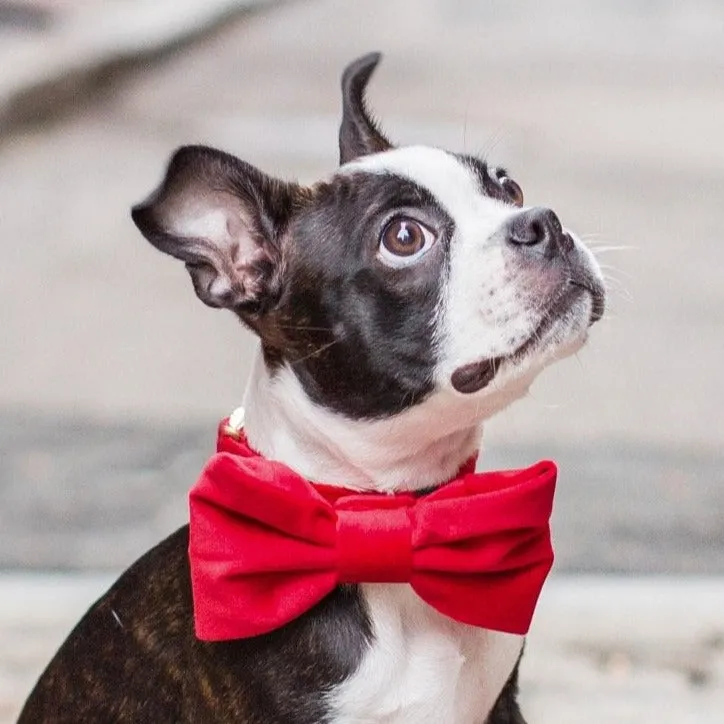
[506,207,564,253]
[509,217,545,246]
[529,220,546,245]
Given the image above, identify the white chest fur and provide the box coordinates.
[329,584,524,724]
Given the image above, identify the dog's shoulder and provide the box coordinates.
[102,524,194,626]
[18,527,196,722]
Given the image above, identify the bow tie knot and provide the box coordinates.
[337,504,413,582]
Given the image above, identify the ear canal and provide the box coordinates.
[339,52,393,165]
[131,145,295,315]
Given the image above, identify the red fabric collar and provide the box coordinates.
[189,419,557,640]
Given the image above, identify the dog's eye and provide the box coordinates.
[379,218,435,266]
[496,170,524,207]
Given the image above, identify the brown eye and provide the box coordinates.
[381,218,427,257]
[496,171,524,207]
[378,218,435,267]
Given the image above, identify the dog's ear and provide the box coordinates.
[339,52,393,165]
[131,145,296,315]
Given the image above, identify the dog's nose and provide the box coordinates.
[505,207,573,258]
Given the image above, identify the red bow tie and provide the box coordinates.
[188,420,557,641]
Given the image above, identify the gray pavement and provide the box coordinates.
[1,0,724,720]
[521,577,724,723]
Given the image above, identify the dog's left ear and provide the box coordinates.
[131,145,297,316]
[339,52,393,164]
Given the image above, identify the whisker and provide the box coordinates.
[480,125,509,159]
[590,245,638,254]
[603,289,634,305]
[601,274,633,297]
[600,271,634,288]
[276,324,336,333]
[462,102,471,151]
[598,262,632,273]
[290,339,340,364]
[524,387,565,410]
[600,272,629,286]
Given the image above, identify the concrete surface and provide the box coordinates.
[521,577,724,723]
[3,574,724,723]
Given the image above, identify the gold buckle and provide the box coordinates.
[223,406,246,439]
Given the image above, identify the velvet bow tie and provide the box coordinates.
[188,420,557,641]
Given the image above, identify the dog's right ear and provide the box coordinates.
[131,145,296,315]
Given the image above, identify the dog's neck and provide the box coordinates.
[241,350,487,493]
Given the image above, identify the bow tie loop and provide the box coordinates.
[337,506,413,582]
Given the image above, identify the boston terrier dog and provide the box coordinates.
[19,53,605,723]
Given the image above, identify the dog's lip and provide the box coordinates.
[569,277,606,324]
[564,240,606,324]
[510,286,582,360]
[513,275,605,356]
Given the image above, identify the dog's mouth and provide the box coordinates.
[451,274,605,395]
[569,275,606,324]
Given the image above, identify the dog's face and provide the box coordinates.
[132,54,604,424]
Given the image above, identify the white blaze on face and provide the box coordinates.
[343,146,542,391]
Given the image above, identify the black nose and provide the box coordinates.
[506,207,572,257]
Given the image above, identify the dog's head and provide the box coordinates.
[132,53,604,426]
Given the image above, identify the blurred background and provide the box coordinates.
[1,0,723,721]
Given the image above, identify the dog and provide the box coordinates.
[19,53,605,723]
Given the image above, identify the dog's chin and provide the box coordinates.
[451,284,602,396]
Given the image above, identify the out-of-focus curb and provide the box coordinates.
[0,0,277,134]
[520,576,724,722]
[2,574,724,723]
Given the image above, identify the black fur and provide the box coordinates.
[485,658,528,724]
[457,154,517,205]
[273,171,455,418]
[132,142,457,420]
